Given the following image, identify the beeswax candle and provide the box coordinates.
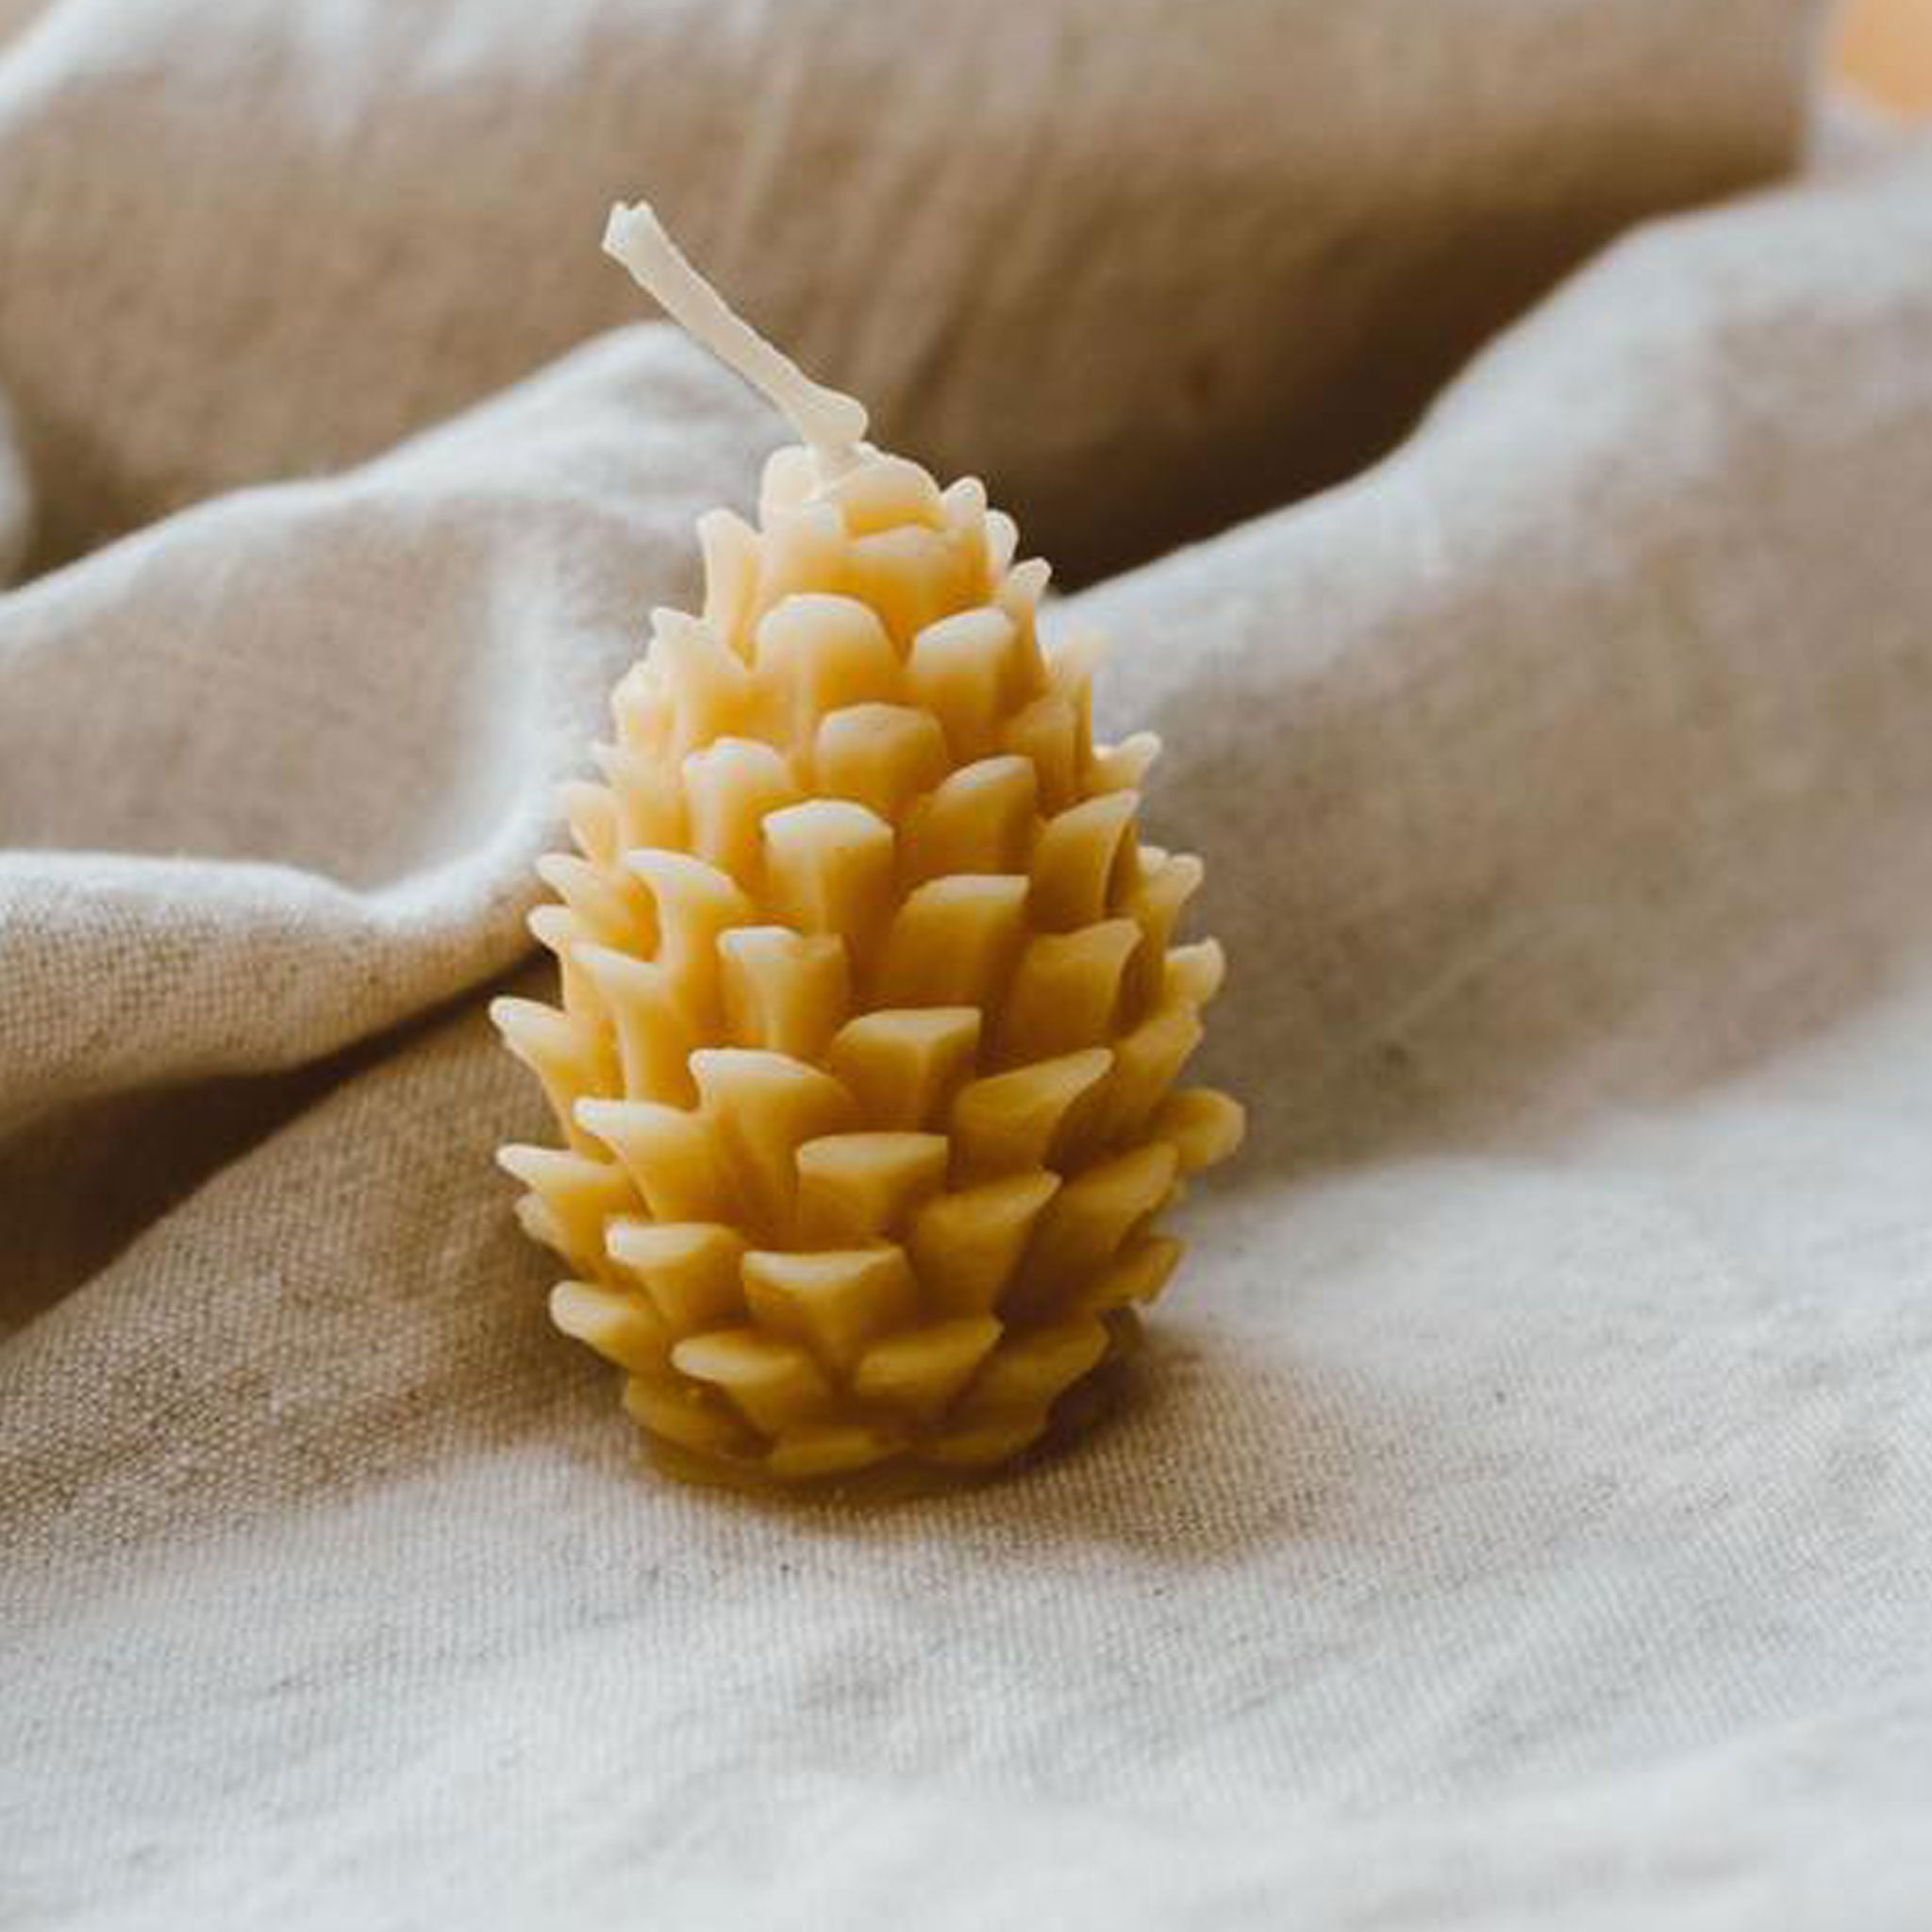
[492,199,1241,1483]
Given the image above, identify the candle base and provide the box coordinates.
[634,1311,1144,1495]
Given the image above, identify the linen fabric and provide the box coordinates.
[9,3,1932,1927]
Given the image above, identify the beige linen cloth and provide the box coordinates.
[6,2,1932,1925]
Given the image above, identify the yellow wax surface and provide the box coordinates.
[494,442,1241,1483]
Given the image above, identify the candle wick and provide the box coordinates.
[603,199,868,475]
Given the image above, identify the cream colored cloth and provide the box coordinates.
[8,3,1932,1927]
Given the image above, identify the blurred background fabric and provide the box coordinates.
[0,0,1817,586]
[5,3,1932,1928]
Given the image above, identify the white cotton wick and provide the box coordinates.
[603,199,868,477]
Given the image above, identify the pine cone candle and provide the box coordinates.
[491,203,1242,1483]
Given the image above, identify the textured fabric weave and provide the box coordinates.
[9,3,1932,1927]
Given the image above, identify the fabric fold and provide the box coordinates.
[0,328,771,1130]
[0,384,27,582]
[1081,139,1932,1165]
[0,0,1819,581]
